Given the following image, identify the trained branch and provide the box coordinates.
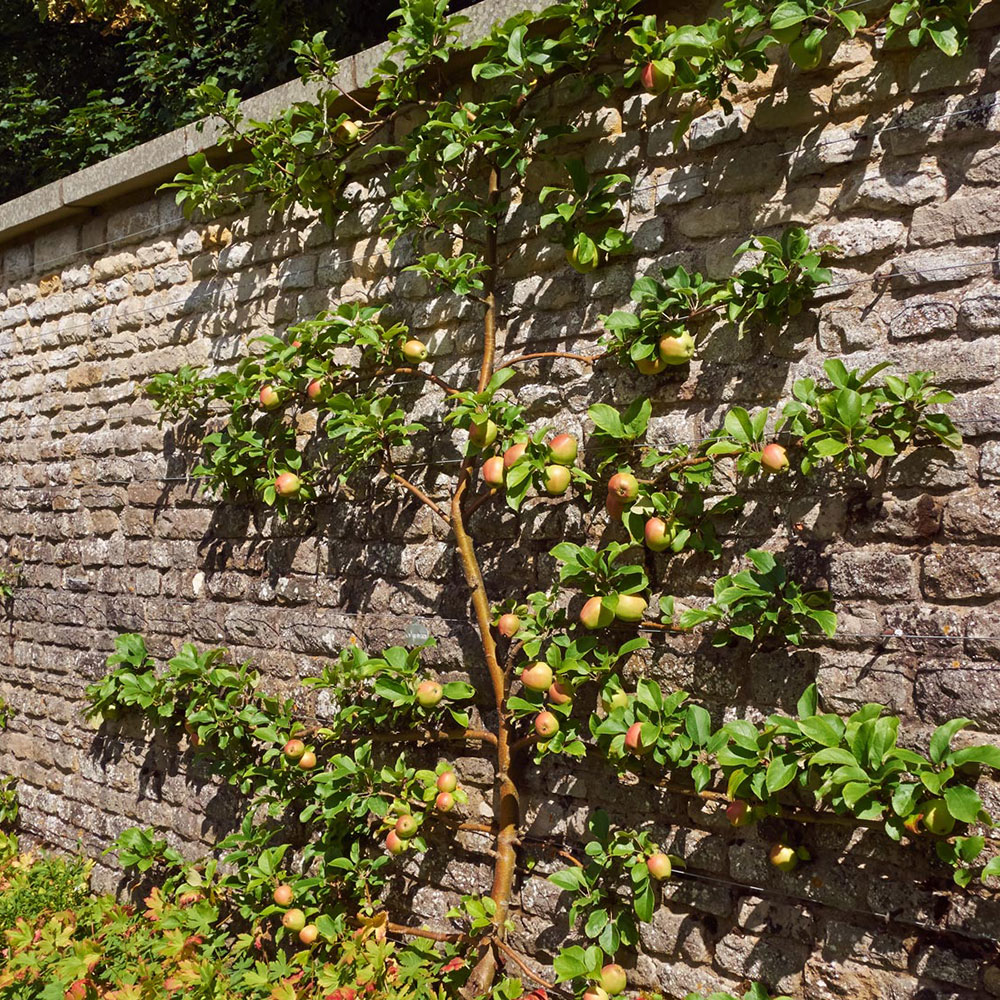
[497,350,604,370]
[385,468,451,525]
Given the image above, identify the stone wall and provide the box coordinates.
[2,3,1000,996]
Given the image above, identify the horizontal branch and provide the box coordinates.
[496,350,605,370]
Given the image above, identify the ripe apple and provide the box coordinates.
[469,419,498,449]
[583,990,609,1000]
[769,842,798,872]
[580,596,614,629]
[614,593,647,622]
[548,433,578,466]
[535,711,560,739]
[402,338,428,363]
[395,814,419,840]
[435,791,455,812]
[298,751,317,770]
[644,516,675,552]
[624,722,649,755]
[600,964,627,996]
[482,456,505,487]
[640,59,674,94]
[334,118,362,145]
[415,680,444,707]
[567,245,598,273]
[283,739,305,761]
[503,442,527,469]
[921,799,956,835]
[259,384,282,410]
[726,800,753,827]
[275,472,302,498]
[646,853,672,880]
[521,661,554,692]
[543,465,572,495]
[282,908,306,932]
[658,330,695,364]
[608,472,639,501]
[299,924,319,945]
[761,443,789,472]
[437,771,458,793]
[635,353,666,375]
[601,689,629,713]
[272,884,294,907]
[385,830,405,854]
[548,680,573,705]
[497,613,520,638]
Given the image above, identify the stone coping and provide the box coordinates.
[0,0,547,248]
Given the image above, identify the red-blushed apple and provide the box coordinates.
[259,384,282,410]
[497,613,520,638]
[306,378,326,401]
[658,330,695,364]
[437,771,458,793]
[273,883,294,907]
[521,661,554,692]
[644,516,675,552]
[291,339,302,348]
[640,59,674,94]
[614,593,647,622]
[769,842,798,872]
[535,711,559,739]
[386,830,405,854]
[567,245,598,273]
[395,814,419,840]
[435,791,455,812]
[298,750,317,770]
[469,419,498,449]
[334,118,362,145]
[624,722,649,755]
[580,596,614,629]
[583,989,609,1000]
[606,492,627,521]
[415,680,443,707]
[646,852,671,879]
[282,908,307,932]
[548,680,573,705]
[601,689,629,713]
[275,472,302,498]
[761,443,789,472]
[299,924,319,945]
[600,964,627,996]
[402,339,428,363]
[503,442,527,469]
[635,353,666,375]
[726,800,754,827]
[283,739,305,761]
[543,464,571,495]
[921,799,956,835]
[482,456,505,487]
[608,471,639,501]
[548,433,578,466]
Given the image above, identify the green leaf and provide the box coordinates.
[943,785,982,824]
[685,704,712,746]
[548,867,587,891]
[766,754,798,793]
[589,403,625,438]
[797,715,845,748]
[930,718,972,763]
[950,745,1000,771]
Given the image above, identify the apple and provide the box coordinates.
[567,245,598,273]
[290,339,302,349]
[395,814,419,840]
[761,443,789,473]
[497,613,520,637]
[600,964,627,996]
[789,37,822,70]
[640,59,674,94]
[608,472,639,501]
[635,353,666,375]
[583,990,609,1000]
[298,751,317,770]
[437,771,458,793]
[272,884,294,907]
[535,711,560,739]
[549,680,573,705]
[601,689,629,714]
[646,853,672,880]
[415,680,444,707]
[299,923,319,945]
[402,339,428,363]
[771,23,801,44]
[435,791,455,812]
[580,596,614,629]
[334,118,362,145]
[282,908,306,932]
[275,472,302,498]
[769,842,798,872]
[726,800,753,827]
[482,456,505,487]
[543,465,572,495]
[469,419,498,449]
[521,661,554,692]
[644,516,676,552]
[921,799,956,836]
[283,739,305,761]
[624,722,649,755]
[658,330,695,364]
[614,593,647,622]
[503,443,527,470]
[306,378,326,402]
[548,433,578,466]
[386,830,405,854]
[259,384,282,410]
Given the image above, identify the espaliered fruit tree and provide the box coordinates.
[77,1,1000,998]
